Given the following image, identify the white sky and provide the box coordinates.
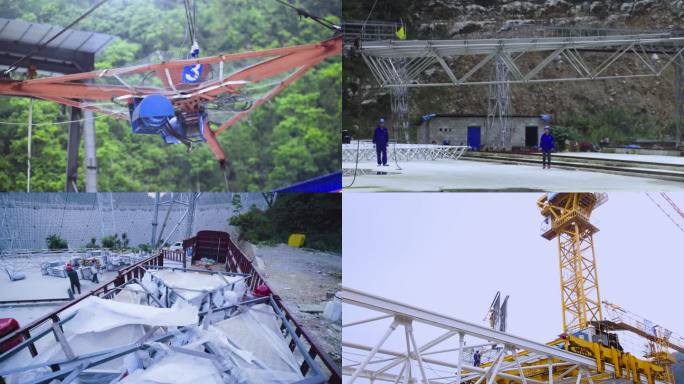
[342,192,684,374]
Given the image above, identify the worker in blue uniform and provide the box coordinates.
[539,126,555,169]
[373,118,389,166]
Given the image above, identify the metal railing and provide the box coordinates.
[161,239,342,383]
[160,249,184,264]
[0,253,164,361]
[343,21,398,45]
[222,239,342,382]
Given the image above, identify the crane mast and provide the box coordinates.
[537,192,607,335]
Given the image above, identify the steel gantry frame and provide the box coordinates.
[358,33,684,87]
[537,193,607,335]
[340,286,666,384]
[0,36,342,165]
[357,31,684,148]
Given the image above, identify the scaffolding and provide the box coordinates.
[343,20,398,45]
[0,193,267,251]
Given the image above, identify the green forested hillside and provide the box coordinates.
[0,0,340,191]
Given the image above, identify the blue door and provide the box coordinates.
[467,126,481,150]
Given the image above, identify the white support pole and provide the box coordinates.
[83,109,97,192]
[343,314,393,328]
[549,357,554,384]
[557,364,579,380]
[51,321,75,359]
[26,98,33,192]
[513,351,529,384]
[349,319,399,384]
[486,348,507,384]
[456,332,465,384]
[575,369,583,384]
[393,360,408,384]
[404,324,412,384]
[375,330,456,375]
[407,323,429,384]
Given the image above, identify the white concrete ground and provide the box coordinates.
[0,263,116,328]
[342,160,684,192]
[0,269,118,302]
[552,152,684,165]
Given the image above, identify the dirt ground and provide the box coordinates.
[251,243,342,367]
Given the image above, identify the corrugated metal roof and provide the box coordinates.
[0,17,115,54]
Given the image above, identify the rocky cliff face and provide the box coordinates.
[343,0,684,141]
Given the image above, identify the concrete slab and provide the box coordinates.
[342,160,684,192]
[552,152,684,165]
[0,268,117,301]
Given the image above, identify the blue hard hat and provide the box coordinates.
[544,125,551,129]
[379,118,385,123]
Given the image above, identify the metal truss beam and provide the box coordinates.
[359,34,684,87]
[342,143,468,163]
[341,286,667,384]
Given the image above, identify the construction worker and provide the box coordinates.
[66,264,81,295]
[90,262,99,284]
[473,350,481,367]
[540,126,555,169]
[373,117,389,166]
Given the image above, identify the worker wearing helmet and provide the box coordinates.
[66,264,81,295]
[373,118,389,166]
[540,126,555,169]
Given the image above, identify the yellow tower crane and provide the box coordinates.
[601,301,683,384]
[535,193,674,384]
[537,192,607,335]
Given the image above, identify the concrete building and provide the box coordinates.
[417,114,546,150]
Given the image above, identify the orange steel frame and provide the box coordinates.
[0,35,342,163]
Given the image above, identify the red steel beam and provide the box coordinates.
[19,36,341,85]
[215,64,313,134]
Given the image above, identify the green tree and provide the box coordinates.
[46,234,68,250]
[230,193,341,252]
[101,235,116,249]
[231,193,243,216]
[85,238,98,249]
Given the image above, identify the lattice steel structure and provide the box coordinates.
[358,30,684,147]
[341,286,666,384]
[602,301,684,384]
[342,142,468,162]
[486,55,513,149]
[538,193,607,335]
[390,80,411,143]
